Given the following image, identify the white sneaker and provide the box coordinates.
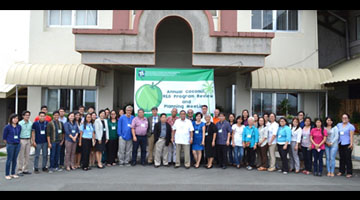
[283,172,288,175]
[247,166,253,170]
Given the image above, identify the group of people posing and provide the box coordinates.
[2,104,356,180]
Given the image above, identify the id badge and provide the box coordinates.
[195,130,199,134]
[72,130,76,134]
[14,135,18,139]
[340,131,344,135]
[58,130,62,134]
[218,129,223,133]
[40,130,45,135]
[205,132,208,136]
[141,123,145,128]
[303,136,307,139]
[247,134,251,138]
[112,126,116,130]
[103,128,106,131]
[278,135,282,138]
[127,124,131,127]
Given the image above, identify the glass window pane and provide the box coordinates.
[60,89,70,112]
[73,89,84,111]
[251,10,262,29]
[276,93,287,116]
[288,10,298,31]
[76,10,86,25]
[252,91,262,115]
[47,89,58,113]
[84,90,96,109]
[276,10,287,30]
[61,10,72,25]
[288,93,298,116]
[87,10,97,25]
[263,10,273,30]
[49,10,60,25]
[262,92,273,115]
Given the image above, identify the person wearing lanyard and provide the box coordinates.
[276,117,292,175]
[146,107,159,165]
[46,110,65,173]
[64,112,80,171]
[215,112,232,169]
[3,114,22,180]
[31,112,49,174]
[74,112,82,169]
[172,110,194,169]
[58,108,67,170]
[131,108,149,166]
[106,110,119,166]
[167,108,179,166]
[310,119,328,177]
[300,117,313,175]
[94,110,109,169]
[325,116,339,177]
[153,113,172,167]
[232,116,244,169]
[336,113,355,178]
[204,114,217,169]
[242,117,259,171]
[289,117,302,173]
[192,112,205,168]
[267,113,279,172]
[257,117,268,171]
[117,105,135,166]
[17,110,33,176]
[79,113,95,171]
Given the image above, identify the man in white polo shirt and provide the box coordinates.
[171,110,194,169]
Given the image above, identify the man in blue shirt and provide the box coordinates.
[215,113,232,169]
[32,112,49,173]
[117,105,134,166]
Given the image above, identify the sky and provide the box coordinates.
[0,10,30,83]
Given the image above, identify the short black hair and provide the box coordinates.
[87,106,95,110]
[78,105,85,109]
[278,117,288,126]
[195,112,203,119]
[342,113,350,119]
[98,109,106,116]
[160,113,167,118]
[325,116,335,128]
[41,105,48,110]
[105,108,110,111]
[219,112,226,117]
[151,107,158,111]
[179,110,186,114]
[58,107,65,112]
[67,112,75,122]
[201,105,208,108]
[8,113,19,124]
[297,111,305,115]
[236,115,242,123]
[38,111,46,116]
[53,110,60,115]
[22,110,31,116]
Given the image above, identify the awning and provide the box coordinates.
[251,67,332,91]
[5,63,98,87]
[321,57,360,85]
[0,84,16,98]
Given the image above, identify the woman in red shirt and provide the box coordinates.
[310,119,328,177]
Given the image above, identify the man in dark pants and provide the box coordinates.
[131,109,148,166]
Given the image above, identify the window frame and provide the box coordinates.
[250,10,300,33]
[252,91,300,117]
[47,10,99,28]
[44,88,97,113]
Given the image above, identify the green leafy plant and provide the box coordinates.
[279,99,289,116]
[202,81,214,114]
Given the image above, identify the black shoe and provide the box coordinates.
[34,169,39,174]
[17,172,24,177]
[154,165,160,168]
[23,171,32,175]
[185,166,190,169]
[131,162,136,166]
[222,166,227,169]
[42,167,49,172]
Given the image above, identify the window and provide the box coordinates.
[45,88,97,112]
[209,10,218,17]
[252,91,299,116]
[48,10,98,27]
[251,10,298,31]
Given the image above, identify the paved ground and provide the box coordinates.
[0,155,360,191]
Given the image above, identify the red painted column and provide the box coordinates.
[220,10,237,32]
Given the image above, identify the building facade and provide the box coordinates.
[3,10,331,132]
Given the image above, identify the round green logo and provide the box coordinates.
[135,82,162,112]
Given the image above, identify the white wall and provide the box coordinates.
[237,10,319,69]
[28,10,113,64]
[27,86,42,121]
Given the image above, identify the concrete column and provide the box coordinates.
[97,70,115,111]
[27,86,42,122]
[235,72,250,116]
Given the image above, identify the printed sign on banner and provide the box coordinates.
[134,68,215,117]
